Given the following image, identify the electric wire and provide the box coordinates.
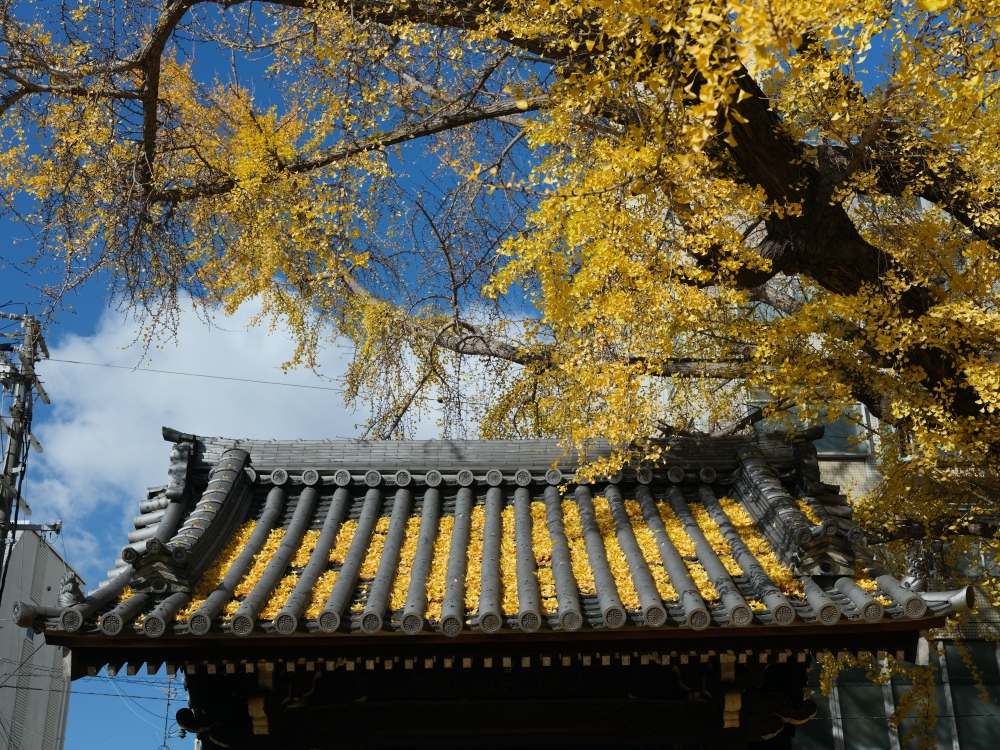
[9,680,1000,721]
[0,636,39,750]
[0,436,28,618]
[101,677,166,719]
[46,358,344,392]
[0,638,39,690]
[0,330,33,616]
[0,708,11,746]
[160,674,178,749]
[59,524,71,574]
[0,684,172,701]
[100,668,169,731]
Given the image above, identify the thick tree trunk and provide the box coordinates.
[720,65,982,420]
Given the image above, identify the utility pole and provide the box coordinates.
[0,312,49,534]
[0,312,55,612]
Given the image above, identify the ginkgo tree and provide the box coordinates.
[2,1,999,594]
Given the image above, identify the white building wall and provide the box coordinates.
[817,455,882,499]
[0,531,79,750]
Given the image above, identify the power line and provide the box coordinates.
[160,674,179,749]
[0,437,28,628]
[45,358,344,392]
[0,684,171,701]
[100,669,170,730]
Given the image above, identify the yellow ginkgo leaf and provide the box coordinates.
[915,0,955,10]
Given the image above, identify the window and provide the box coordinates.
[811,406,873,456]
[752,402,874,455]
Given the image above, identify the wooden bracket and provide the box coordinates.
[248,694,269,735]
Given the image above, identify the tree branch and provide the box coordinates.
[149,96,546,203]
[4,0,201,80]
[747,280,804,316]
[718,61,982,418]
[711,400,790,437]
[629,356,749,378]
[869,138,1000,250]
[330,271,751,378]
[0,70,142,103]
[0,86,29,117]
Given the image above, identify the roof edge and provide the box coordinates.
[163,426,196,443]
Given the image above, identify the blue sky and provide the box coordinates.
[2,217,444,750]
[2,253,395,748]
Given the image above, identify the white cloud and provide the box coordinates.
[22,301,422,586]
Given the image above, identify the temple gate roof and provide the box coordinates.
[17,428,969,665]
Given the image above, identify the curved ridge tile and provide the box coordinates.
[666,487,751,628]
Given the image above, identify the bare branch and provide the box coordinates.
[150,96,546,203]
[711,401,789,437]
[477,129,525,178]
[7,0,203,79]
[846,81,906,177]
[330,271,751,379]
[747,280,804,316]
[0,69,142,104]
[0,85,28,117]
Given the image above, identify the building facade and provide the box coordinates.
[793,443,1000,749]
[0,531,77,750]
